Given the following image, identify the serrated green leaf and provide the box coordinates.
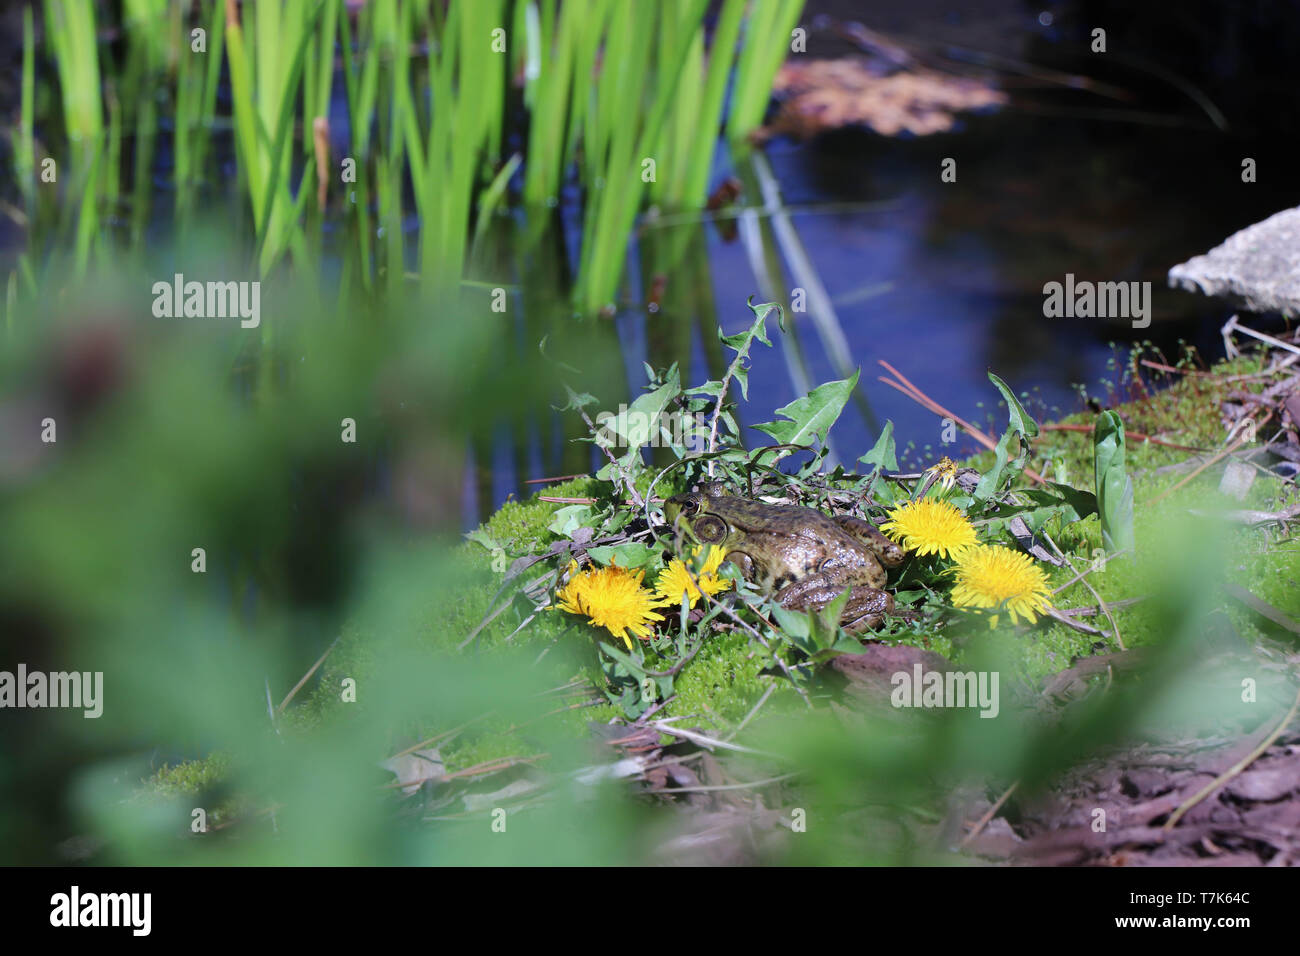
[858,420,897,473]
[811,587,852,648]
[973,373,1038,502]
[770,604,810,639]
[601,372,680,450]
[595,446,643,484]
[987,371,1038,439]
[465,528,501,552]
[548,504,593,537]
[560,389,599,410]
[586,542,659,568]
[709,298,776,402]
[752,370,859,457]
[974,432,1014,503]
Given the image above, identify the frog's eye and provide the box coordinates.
[693,515,726,543]
[676,494,702,516]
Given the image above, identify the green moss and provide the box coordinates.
[477,476,603,554]
[138,752,251,828]
[439,692,618,771]
[663,631,799,729]
[889,629,957,662]
[146,753,232,797]
[441,721,534,771]
[556,698,621,734]
[280,617,382,733]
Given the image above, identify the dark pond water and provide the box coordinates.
[473,0,1300,520]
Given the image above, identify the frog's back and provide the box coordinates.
[717,496,846,539]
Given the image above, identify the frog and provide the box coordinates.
[662,483,906,633]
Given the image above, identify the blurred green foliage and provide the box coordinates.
[0,248,634,864]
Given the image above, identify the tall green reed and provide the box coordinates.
[16,7,36,212]
[43,0,104,274]
[726,0,803,143]
[224,0,333,277]
[174,2,227,225]
[19,0,804,316]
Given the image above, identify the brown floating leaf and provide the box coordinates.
[759,58,1007,141]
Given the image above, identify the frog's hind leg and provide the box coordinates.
[841,586,895,634]
[835,515,905,567]
[775,579,895,633]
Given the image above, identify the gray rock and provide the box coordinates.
[1169,206,1300,316]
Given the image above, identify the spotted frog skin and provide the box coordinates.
[662,484,905,632]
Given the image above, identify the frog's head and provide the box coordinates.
[663,483,738,548]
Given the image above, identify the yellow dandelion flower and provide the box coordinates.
[879,499,977,559]
[654,545,732,608]
[555,560,667,650]
[950,544,1053,626]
